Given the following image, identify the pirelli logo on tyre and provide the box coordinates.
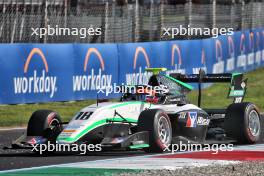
[13,48,58,98]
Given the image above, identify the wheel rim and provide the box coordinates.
[158,116,171,145]
[49,118,60,129]
[248,110,260,137]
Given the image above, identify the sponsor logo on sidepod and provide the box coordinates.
[13,48,57,98]
[72,48,112,92]
[186,112,197,128]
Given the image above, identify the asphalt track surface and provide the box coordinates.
[0,129,145,171]
[1,114,264,172]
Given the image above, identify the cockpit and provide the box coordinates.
[120,74,190,105]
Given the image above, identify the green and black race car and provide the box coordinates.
[8,68,263,153]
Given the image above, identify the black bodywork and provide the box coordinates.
[168,70,248,144]
[111,70,249,148]
[106,70,248,147]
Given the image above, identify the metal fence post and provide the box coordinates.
[230,0,235,30]
[104,2,109,43]
[11,0,18,43]
[250,1,254,29]
[112,0,116,42]
[241,0,245,30]
[64,0,67,28]
[19,0,26,41]
[149,0,154,41]
[212,0,216,29]
[0,0,6,41]
[160,0,164,40]
[135,0,140,42]
[129,3,135,42]
[185,0,192,39]
[44,0,48,43]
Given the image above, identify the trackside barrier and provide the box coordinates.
[0,28,264,104]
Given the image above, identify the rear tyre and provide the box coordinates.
[138,109,172,153]
[223,103,262,144]
[27,110,62,143]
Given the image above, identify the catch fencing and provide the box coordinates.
[0,0,264,43]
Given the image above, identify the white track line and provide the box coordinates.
[0,153,161,173]
[1,144,264,173]
[0,127,25,131]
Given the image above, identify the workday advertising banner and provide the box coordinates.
[0,28,264,104]
[0,44,74,104]
[118,43,153,86]
[72,44,119,100]
[168,40,204,74]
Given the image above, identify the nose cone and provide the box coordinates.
[56,101,134,143]
[56,129,80,144]
[56,120,87,143]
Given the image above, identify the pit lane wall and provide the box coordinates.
[0,28,264,104]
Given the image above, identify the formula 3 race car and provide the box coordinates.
[7,68,264,154]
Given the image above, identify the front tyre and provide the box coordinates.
[223,103,262,144]
[27,110,62,142]
[138,109,172,153]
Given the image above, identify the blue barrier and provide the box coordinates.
[0,28,264,104]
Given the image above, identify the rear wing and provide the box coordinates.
[170,73,237,83]
[170,70,247,106]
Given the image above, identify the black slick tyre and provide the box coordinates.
[223,102,262,144]
[27,110,62,141]
[138,109,172,153]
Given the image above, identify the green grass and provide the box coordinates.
[0,167,140,176]
[0,68,264,127]
[0,100,96,127]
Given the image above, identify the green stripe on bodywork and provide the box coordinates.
[163,74,193,90]
[58,102,148,142]
[232,72,242,77]
[107,118,137,123]
[109,101,148,109]
[57,117,138,142]
[129,144,149,149]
